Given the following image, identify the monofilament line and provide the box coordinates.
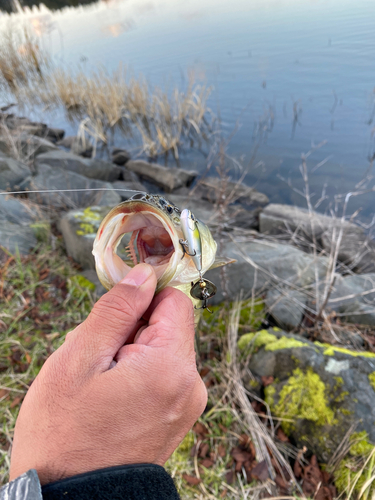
[0,188,147,196]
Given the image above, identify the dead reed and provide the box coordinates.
[0,25,214,162]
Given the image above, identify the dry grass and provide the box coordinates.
[0,25,214,162]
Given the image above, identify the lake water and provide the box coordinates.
[1,0,375,220]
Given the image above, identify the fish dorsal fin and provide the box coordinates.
[209,255,237,270]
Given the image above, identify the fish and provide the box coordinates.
[92,192,233,311]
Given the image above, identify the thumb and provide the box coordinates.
[66,264,157,372]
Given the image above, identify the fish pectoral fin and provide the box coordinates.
[208,255,237,270]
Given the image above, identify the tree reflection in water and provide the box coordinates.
[0,0,97,12]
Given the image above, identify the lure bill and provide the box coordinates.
[92,193,233,311]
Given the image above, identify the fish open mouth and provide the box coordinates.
[102,210,179,282]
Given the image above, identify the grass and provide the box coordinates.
[0,237,96,484]
[0,25,214,162]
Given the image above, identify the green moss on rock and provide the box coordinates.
[74,207,103,236]
[368,373,375,392]
[316,342,375,358]
[270,368,335,434]
[238,330,308,352]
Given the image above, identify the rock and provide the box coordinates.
[112,180,146,201]
[238,328,375,462]
[0,192,39,224]
[56,136,93,157]
[28,164,121,209]
[121,167,143,183]
[0,219,37,254]
[265,288,308,329]
[34,150,122,182]
[71,140,93,158]
[195,177,269,208]
[324,273,375,326]
[59,206,130,270]
[205,236,329,304]
[45,128,65,143]
[56,136,75,149]
[19,133,58,157]
[125,160,197,192]
[322,228,375,274]
[0,154,31,190]
[259,203,363,242]
[112,149,131,165]
[0,132,58,158]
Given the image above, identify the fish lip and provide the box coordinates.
[93,198,184,290]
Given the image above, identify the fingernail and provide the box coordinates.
[121,264,153,287]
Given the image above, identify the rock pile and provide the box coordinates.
[1,112,375,470]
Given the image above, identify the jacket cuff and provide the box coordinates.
[41,464,180,500]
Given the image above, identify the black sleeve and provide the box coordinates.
[41,464,181,500]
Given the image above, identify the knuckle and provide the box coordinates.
[92,287,137,324]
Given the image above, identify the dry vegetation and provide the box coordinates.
[0,25,214,162]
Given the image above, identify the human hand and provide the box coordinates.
[9,264,207,485]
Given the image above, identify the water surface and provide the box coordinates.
[1,0,375,219]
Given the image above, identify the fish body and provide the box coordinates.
[92,193,220,307]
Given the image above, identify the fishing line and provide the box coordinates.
[0,188,147,196]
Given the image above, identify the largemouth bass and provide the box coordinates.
[92,192,232,310]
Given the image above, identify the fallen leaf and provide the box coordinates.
[276,427,289,443]
[315,485,333,500]
[182,474,201,485]
[231,446,252,463]
[249,460,270,482]
[199,366,210,377]
[200,459,214,468]
[193,422,209,438]
[10,396,23,408]
[198,442,210,458]
[0,389,9,399]
[218,444,226,457]
[220,489,228,498]
[225,470,234,484]
[25,352,32,364]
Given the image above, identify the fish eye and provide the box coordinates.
[131,193,145,200]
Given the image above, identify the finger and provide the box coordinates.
[65,264,157,372]
[135,287,196,357]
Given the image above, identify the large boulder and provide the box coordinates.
[324,273,375,326]
[259,203,363,242]
[0,219,37,254]
[125,160,197,192]
[321,228,375,274]
[27,164,121,209]
[265,288,308,330]
[195,177,269,208]
[0,192,40,225]
[57,136,93,157]
[0,154,31,190]
[238,329,375,462]
[205,236,329,304]
[34,150,122,182]
[59,206,130,270]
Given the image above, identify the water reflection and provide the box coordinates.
[0,0,374,218]
[0,0,98,13]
